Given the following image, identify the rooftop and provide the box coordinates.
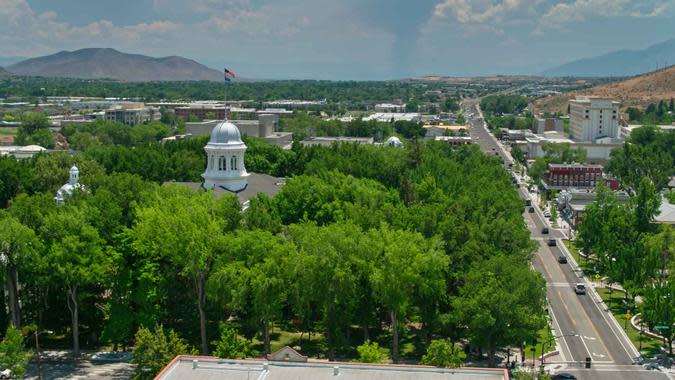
[166,173,284,207]
[156,356,508,380]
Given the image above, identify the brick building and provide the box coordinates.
[544,163,618,190]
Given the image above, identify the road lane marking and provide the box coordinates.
[575,293,615,362]
[558,290,577,328]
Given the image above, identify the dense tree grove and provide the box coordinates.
[0,127,545,376]
[579,126,675,354]
[480,95,529,115]
[0,77,443,105]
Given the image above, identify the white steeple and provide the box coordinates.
[202,120,249,192]
[69,165,79,185]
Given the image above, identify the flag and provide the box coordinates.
[224,68,235,82]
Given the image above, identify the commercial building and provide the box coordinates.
[362,113,421,123]
[533,117,564,134]
[175,105,229,120]
[544,163,619,191]
[423,124,467,138]
[301,136,374,147]
[569,97,620,142]
[557,189,629,227]
[521,131,622,163]
[620,124,675,139]
[156,346,509,380]
[0,144,47,159]
[104,103,160,125]
[374,103,406,112]
[435,136,473,146]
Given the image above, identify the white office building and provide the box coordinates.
[569,97,620,142]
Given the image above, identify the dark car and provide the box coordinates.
[547,239,557,247]
[558,255,568,264]
[542,227,549,234]
[552,373,577,380]
[528,207,535,213]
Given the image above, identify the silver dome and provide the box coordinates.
[209,121,243,144]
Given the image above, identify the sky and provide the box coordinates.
[1,0,675,79]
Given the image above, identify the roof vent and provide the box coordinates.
[333,366,339,376]
[192,359,198,369]
[263,363,269,371]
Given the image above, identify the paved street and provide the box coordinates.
[462,99,671,380]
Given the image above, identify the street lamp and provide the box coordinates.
[28,329,53,380]
[540,332,579,367]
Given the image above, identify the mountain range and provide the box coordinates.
[542,38,675,77]
[0,66,11,78]
[534,64,675,113]
[7,48,222,82]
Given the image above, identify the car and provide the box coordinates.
[558,255,568,264]
[544,211,551,218]
[547,239,557,246]
[0,369,12,379]
[574,283,586,295]
[528,207,535,213]
[542,227,549,234]
[552,373,577,380]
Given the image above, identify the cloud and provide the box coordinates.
[536,0,674,32]
[432,0,531,24]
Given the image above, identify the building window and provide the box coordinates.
[231,156,237,170]
[219,156,226,171]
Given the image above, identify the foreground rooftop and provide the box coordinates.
[155,356,509,380]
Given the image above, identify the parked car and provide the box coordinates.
[552,373,577,380]
[542,227,549,234]
[574,283,586,295]
[558,255,568,264]
[528,207,535,213]
[0,369,12,379]
[547,239,557,246]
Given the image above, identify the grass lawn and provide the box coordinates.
[562,240,596,276]
[0,127,18,136]
[524,324,555,359]
[596,287,664,358]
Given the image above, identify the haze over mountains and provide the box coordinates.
[542,38,675,77]
[0,66,11,79]
[7,48,222,82]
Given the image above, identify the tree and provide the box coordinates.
[41,205,112,355]
[453,256,546,366]
[15,112,54,148]
[0,326,32,378]
[456,113,466,125]
[511,145,525,163]
[209,230,292,355]
[368,226,448,363]
[131,325,197,380]
[211,324,258,359]
[442,98,460,112]
[355,340,388,363]
[421,339,465,368]
[0,214,41,328]
[132,187,241,354]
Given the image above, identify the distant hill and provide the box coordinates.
[0,66,11,78]
[542,39,675,77]
[8,48,222,82]
[534,65,675,113]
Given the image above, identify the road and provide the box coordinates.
[462,99,670,380]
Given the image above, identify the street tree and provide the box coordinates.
[453,256,546,366]
[421,339,466,368]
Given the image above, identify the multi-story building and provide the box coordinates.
[104,103,160,125]
[175,105,229,120]
[569,97,620,142]
[533,117,564,134]
[544,163,619,190]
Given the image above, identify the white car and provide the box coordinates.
[0,369,12,379]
